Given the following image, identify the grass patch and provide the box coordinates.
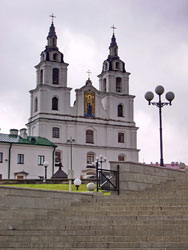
[4,184,88,192]
[3,183,111,195]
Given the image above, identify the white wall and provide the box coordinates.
[0,143,54,179]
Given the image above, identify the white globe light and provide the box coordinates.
[74,178,81,186]
[103,156,107,162]
[43,161,49,167]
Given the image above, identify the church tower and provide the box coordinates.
[28,17,71,133]
[98,27,130,95]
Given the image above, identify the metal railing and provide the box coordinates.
[96,164,120,195]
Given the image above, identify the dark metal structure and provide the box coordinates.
[145,85,175,166]
[96,163,120,195]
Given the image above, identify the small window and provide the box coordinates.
[55,151,61,163]
[103,78,106,92]
[118,104,123,117]
[118,154,125,161]
[53,53,58,61]
[105,63,108,71]
[52,38,56,47]
[40,69,43,84]
[17,154,24,164]
[52,127,60,138]
[116,62,120,69]
[116,77,122,93]
[52,97,58,110]
[52,68,59,84]
[87,152,95,164]
[118,133,124,143]
[0,153,3,163]
[34,97,38,112]
[38,155,45,165]
[86,130,94,144]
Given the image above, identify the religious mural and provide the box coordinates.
[84,90,95,117]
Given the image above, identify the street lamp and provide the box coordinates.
[145,85,175,166]
[67,136,75,191]
[43,161,49,180]
[93,155,107,192]
[95,155,107,170]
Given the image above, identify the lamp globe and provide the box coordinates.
[166,91,175,104]
[145,91,154,102]
[155,85,164,95]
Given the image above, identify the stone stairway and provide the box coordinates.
[0,175,188,249]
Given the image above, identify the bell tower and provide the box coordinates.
[35,14,68,88]
[98,26,130,94]
[28,15,71,135]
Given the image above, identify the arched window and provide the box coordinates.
[52,97,58,110]
[118,132,124,143]
[86,130,94,144]
[53,53,58,61]
[87,152,95,165]
[118,154,125,161]
[52,68,59,84]
[34,97,38,112]
[40,69,43,84]
[103,78,106,92]
[118,104,123,117]
[116,62,120,69]
[116,77,122,93]
[52,127,60,138]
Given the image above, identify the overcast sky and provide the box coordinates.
[0,0,188,165]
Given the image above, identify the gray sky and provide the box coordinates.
[0,0,188,164]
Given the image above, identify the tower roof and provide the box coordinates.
[110,33,118,48]
[47,22,57,39]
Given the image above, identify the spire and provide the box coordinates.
[109,25,118,58]
[47,22,57,39]
[46,13,58,49]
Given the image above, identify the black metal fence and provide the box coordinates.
[96,164,120,195]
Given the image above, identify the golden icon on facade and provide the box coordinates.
[84,90,95,117]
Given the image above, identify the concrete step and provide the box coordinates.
[1,227,188,237]
[1,240,188,248]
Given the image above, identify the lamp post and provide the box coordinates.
[43,161,49,181]
[95,155,107,170]
[93,155,107,192]
[145,85,175,166]
[67,136,75,191]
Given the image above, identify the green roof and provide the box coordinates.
[0,134,56,147]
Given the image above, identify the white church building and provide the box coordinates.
[27,20,139,178]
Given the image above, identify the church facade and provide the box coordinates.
[27,21,139,178]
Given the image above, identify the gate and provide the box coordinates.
[96,164,120,195]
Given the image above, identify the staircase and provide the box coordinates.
[0,175,188,250]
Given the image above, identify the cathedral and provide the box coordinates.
[27,19,139,178]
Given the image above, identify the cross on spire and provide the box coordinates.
[111,25,117,34]
[86,70,92,80]
[49,13,56,23]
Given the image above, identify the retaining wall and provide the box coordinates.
[110,161,186,193]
